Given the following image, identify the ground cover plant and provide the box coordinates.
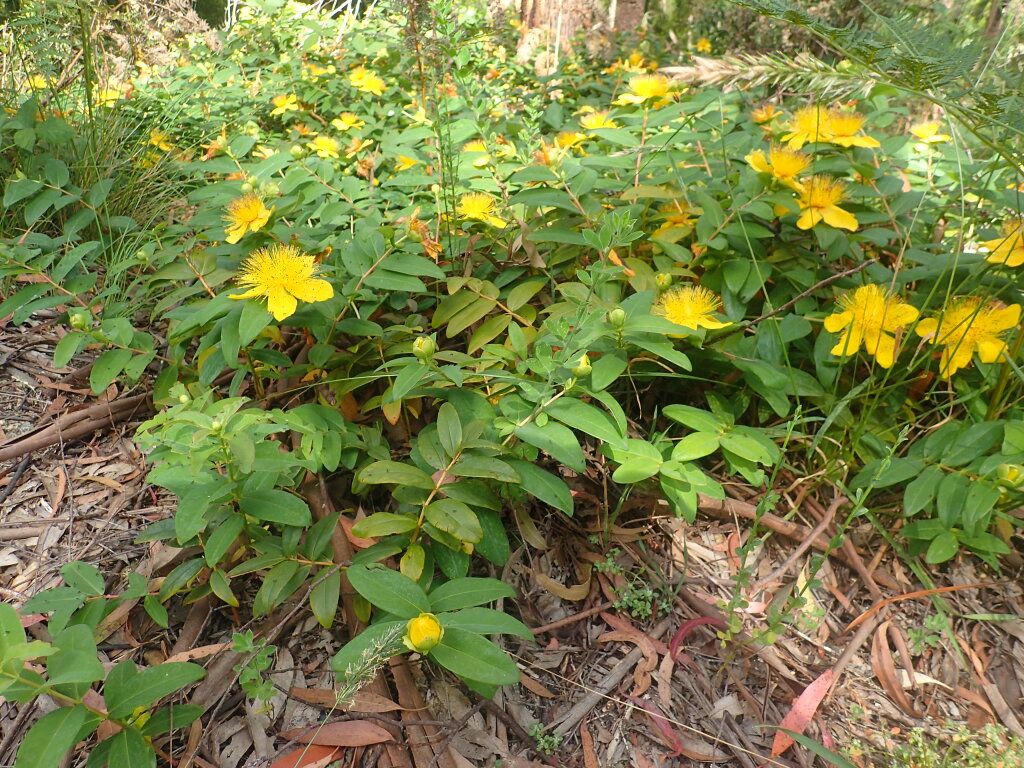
[1,0,1023,765]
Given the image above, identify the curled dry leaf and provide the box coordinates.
[598,630,658,695]
[535,564,591,601]
[870,622,922,719]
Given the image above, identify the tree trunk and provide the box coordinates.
[514,0,608,73]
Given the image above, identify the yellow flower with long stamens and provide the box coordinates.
[614,74,674,106]
[781,106,832,149]
[910,120,950,144]
[826,110,880,148]
[229,244,334,322]
[746,145,811,187]
[149,129,174,151]
[916,297,1021,378]
[457,193,505,228]
[579,109,618,131]
[555,131,588,151]
[795,176,858,231]
[350,66,385,95]
[331,112,365,132]
[824,285,918,368]
[751,104,782,124]
[696,38,712,53]
[654,285,729,330]
[270,94,300,116]
[307,135,340,159]
[224,193,273,244]
[980,219,1024,268]
[404,613,444,653]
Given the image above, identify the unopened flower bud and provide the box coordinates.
[261,182,280,197]
[178,394,189,404]
[412,336,437,360]
[570,353,592,377]
[68,311,89,330]
[210,420,222,431]
[564,376,577,391]
[655,272,673,290]
[607,307,626,328]
[996,463,1024,488]
[240,181,253,194]
[290,144,305,159]
[403,613,443,653]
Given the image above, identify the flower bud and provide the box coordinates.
[261,182,280,198]
[403,613,443,653]
[564,376,577,391]
[570,353,592,377]
[412,335,437,360]
[290,144,306,159]
[607,307,626,328]
[68,311,90,330]
[210,420,222,431]
[240,181,253,194]
[178,394,189,404]
[655,272,673,290]
[996,463,1024,488]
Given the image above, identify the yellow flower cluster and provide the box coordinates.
[824,285,1021,377]
[350,66,386,96]
[781,105,879,150]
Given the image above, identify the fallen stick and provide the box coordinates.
[0,393,150,462]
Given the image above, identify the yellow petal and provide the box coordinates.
[796,209,821,230]
[288,278,334,303]
[225,224,245,244]
[746,150,770,174]
[228,287,264,300]
[915,317,938,338]
[821,205,858,231]
[823,310,852,333]
[866,332,897,368]
[886,303,919,328]
[976,338,1006,363]
[945,343,975,377]
[266,285,298,321]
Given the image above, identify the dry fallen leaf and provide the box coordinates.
[770,668,834,758]
[536,564,591,601]
[279,720,394,747]
[289,688,405,713]
[268,745,341,768]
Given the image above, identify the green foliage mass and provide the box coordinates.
[1,0,1024,764]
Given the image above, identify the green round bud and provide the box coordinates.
[412,336,437,360]
[607,307,626,328]
[996,463,1024,488]
[210,420,222,431]
[655,272,673,290]
[261,182,280,198]
[240,182,253,194]
[68,311,90,330]
[290,144,305,159]
[178,394,189,404]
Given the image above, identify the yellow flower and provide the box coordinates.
[24,73,49,91]
[149,129,174,151]
[307,135,340,159]
[604,51,655,74]
[555,131,588,151]
[915,297,1021,378]
[746,145,811,186]
[910,120,951,144]
[344,137,373,158]
[350,66,385,95]
[980,219,1024,268]
[396,155,420,171]
[224,193,273,244]
[331,112,365,132]
[781,106,832,149]
[229,244,334,322]
[270,94,300,116]
[579,109,619,131]
[94,78,128,107]
[462,139,491,167]
[305,62,331,77]
[403,613,443,653]
[795,176,858,231]
[457,193,505,228]
[751,104,782,124]
[652,202,694,241]
[696,37,712,53]
[613,74,674,106]
[654,285,729,330]
[824,284,919,368]
[826,109,880,149]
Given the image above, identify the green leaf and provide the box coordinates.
[140,705,205,736]
[238,489,312,527]
[441,608,534,641]
[450,455,520,482]
[662,405,726,433]
[903,465,942,516]
[346,564,431,618]
[390,361,428,401]
[53,331,87,368]
[671,432,721,461]
[104,660,205,720]
[514,421,585,472]
[47,625,104,690]
[436,402,463,458]
[3,178,43,207]
[506,459,573,516]
[925,531,960,564]
[89,348,134,394]
[545,397,623,446]
[358,460,436,490]
[14,705,93,768]
[474,507,510,566]
[253,561,307,615]
[430,627,519,685]
[60,561,105,597]
[204,513,244,566]
[310,570,341,628]
[102,728,156,768]
[424,499,482,543]
[612,456,663,484]
[428,577,515,612]
[144,595,169,628]
[352,512,417,538]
